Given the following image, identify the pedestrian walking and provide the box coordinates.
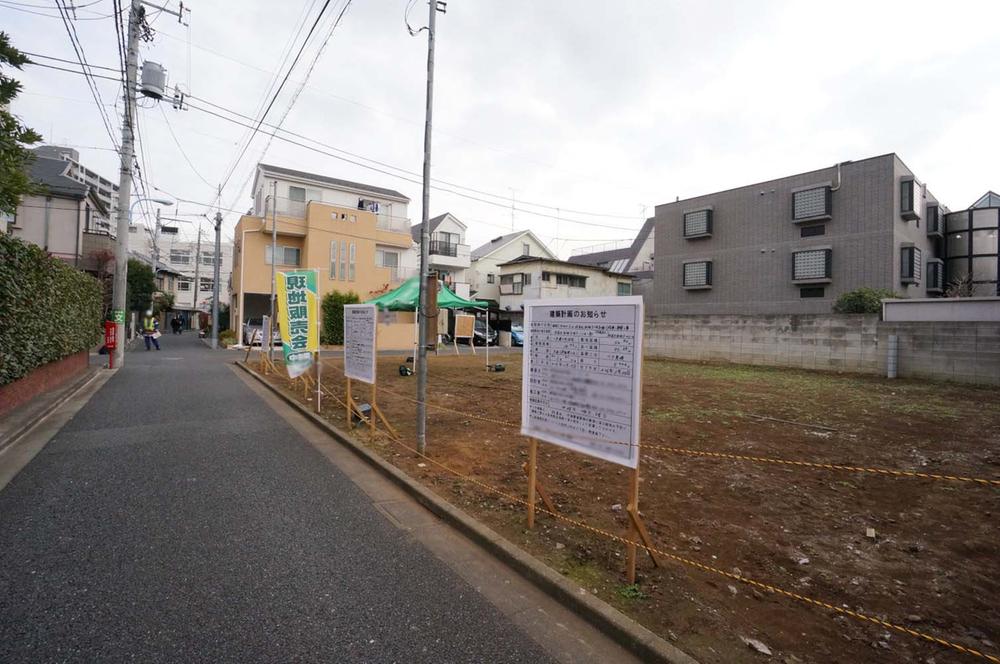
[142,310,161,351]
[170,316,181,335]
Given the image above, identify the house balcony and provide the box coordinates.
[428,241,470,269]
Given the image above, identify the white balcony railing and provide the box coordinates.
[376,212,411,234]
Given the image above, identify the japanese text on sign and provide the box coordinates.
[344,304,377,384]
[276,270,319,379]
[520,297,644,468]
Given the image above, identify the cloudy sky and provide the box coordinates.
[7,0,1000,255]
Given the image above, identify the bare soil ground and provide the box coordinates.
[261,353,1000,664]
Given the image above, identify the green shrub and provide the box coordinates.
[321,290,361,345]
[126,258,155,312]
[0,234,102,385]
[832,287,898,314]
[219,329,237,348]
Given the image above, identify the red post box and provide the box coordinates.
[104,320,117,368]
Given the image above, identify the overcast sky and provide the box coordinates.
[7,0,1000,255]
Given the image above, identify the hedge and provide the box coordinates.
[0,233,102,385]
[321,290,360,345]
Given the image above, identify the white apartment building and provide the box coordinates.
[469,230,557,302]
[496,256,635,319]
[161,236,234,313]
[410,212,471,298]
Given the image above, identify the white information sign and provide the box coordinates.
[344,304,377,384]
[521,296,643,468]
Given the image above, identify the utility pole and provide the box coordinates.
[211,211,222,349]
[269,180,277,360]
[416,0,445,454]
[192,222,202,330]
[110,0,142,370]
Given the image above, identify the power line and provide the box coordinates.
[0,0,121,19]
[224,0,352,216]
[212,0,337,205]
[21,51,120,72]
[158,104,214,188]
[184,99,642,232]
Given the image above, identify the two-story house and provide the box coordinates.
[469,230,557,302]
[231,163,418,346]
[496,256,635,322]
[410,212,471,298]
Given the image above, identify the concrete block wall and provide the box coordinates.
[645,315,1000,385]
[878,322,1000,385]
[644,314,880,373]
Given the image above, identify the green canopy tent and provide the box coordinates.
[366,275,488,311]
[366,276,490,363]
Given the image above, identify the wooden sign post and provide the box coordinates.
[454,314,475,355]
[344,304,396,438]
[520,296,658,584]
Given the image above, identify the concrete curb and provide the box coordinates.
[0,367,102,455]
[236,360,698,664]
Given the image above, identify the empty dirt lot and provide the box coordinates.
[261,353,1000,664]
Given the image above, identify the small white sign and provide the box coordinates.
[521,296,643,468]
[344,304,377,384]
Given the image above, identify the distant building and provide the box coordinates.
[469,230,557,303]
[496,255,634,322]
[410,212,471,298]
[232,163,418,346]
[569,218,655,277]
[6,154,114,273]
[32,145,118,234]
[646,153,998,315]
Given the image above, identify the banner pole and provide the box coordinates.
[527,437,538,529]
[627,467,639,585]
[316,350,321,413]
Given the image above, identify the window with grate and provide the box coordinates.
[792,249,831,280]
[927,259,944,291]
[926,205,941,234]
[683,209,712,237]
[793,187,831,221]
[683,261,712,287]
[901,246,922,283]
[900,179,918,220]
[617,282,632,296]
[170,249,191,264]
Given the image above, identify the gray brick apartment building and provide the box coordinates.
[648,153,999,315]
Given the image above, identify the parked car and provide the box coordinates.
[242,318,282,346]
[457,318,497,346]
[510,324,524,347]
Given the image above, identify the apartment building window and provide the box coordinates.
[348,242,356,281]
[289,186,306,202]
[900,178,919,221]
[339,240,347,280]
[487,273,495,284]
[682,260,712,288]
[199,279,214,292]
[792,249,831,281]
[555,273,587,288]
[330,241,338,279]
[177,279,191,292]
[901,246,922,284]
[523,243,530,256]
[541,271,551,282]
[170,249,191,264]
[800,225,825,238]
[617,282,632,296]
[926,259,944,292]
[265,245,301,266]
[200,254,215,266]
[792,186,832,222]
[683,209,712,238]
[799,287,825,298]
[926,204,942,236]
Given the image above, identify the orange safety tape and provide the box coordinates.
[369,425,1000,663]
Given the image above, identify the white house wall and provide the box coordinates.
[471,233,555,300]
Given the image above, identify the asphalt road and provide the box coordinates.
[0,333,554,663]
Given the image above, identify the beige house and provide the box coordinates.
[232,164,419,348]
[496,256,635,321]
[6,155,113,272]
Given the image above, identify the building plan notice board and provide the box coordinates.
[344,304,377,384]
[521,296,644,468]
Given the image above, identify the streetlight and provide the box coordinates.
[111,196,174,369]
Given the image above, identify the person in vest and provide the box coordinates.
[142,310,161,351]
